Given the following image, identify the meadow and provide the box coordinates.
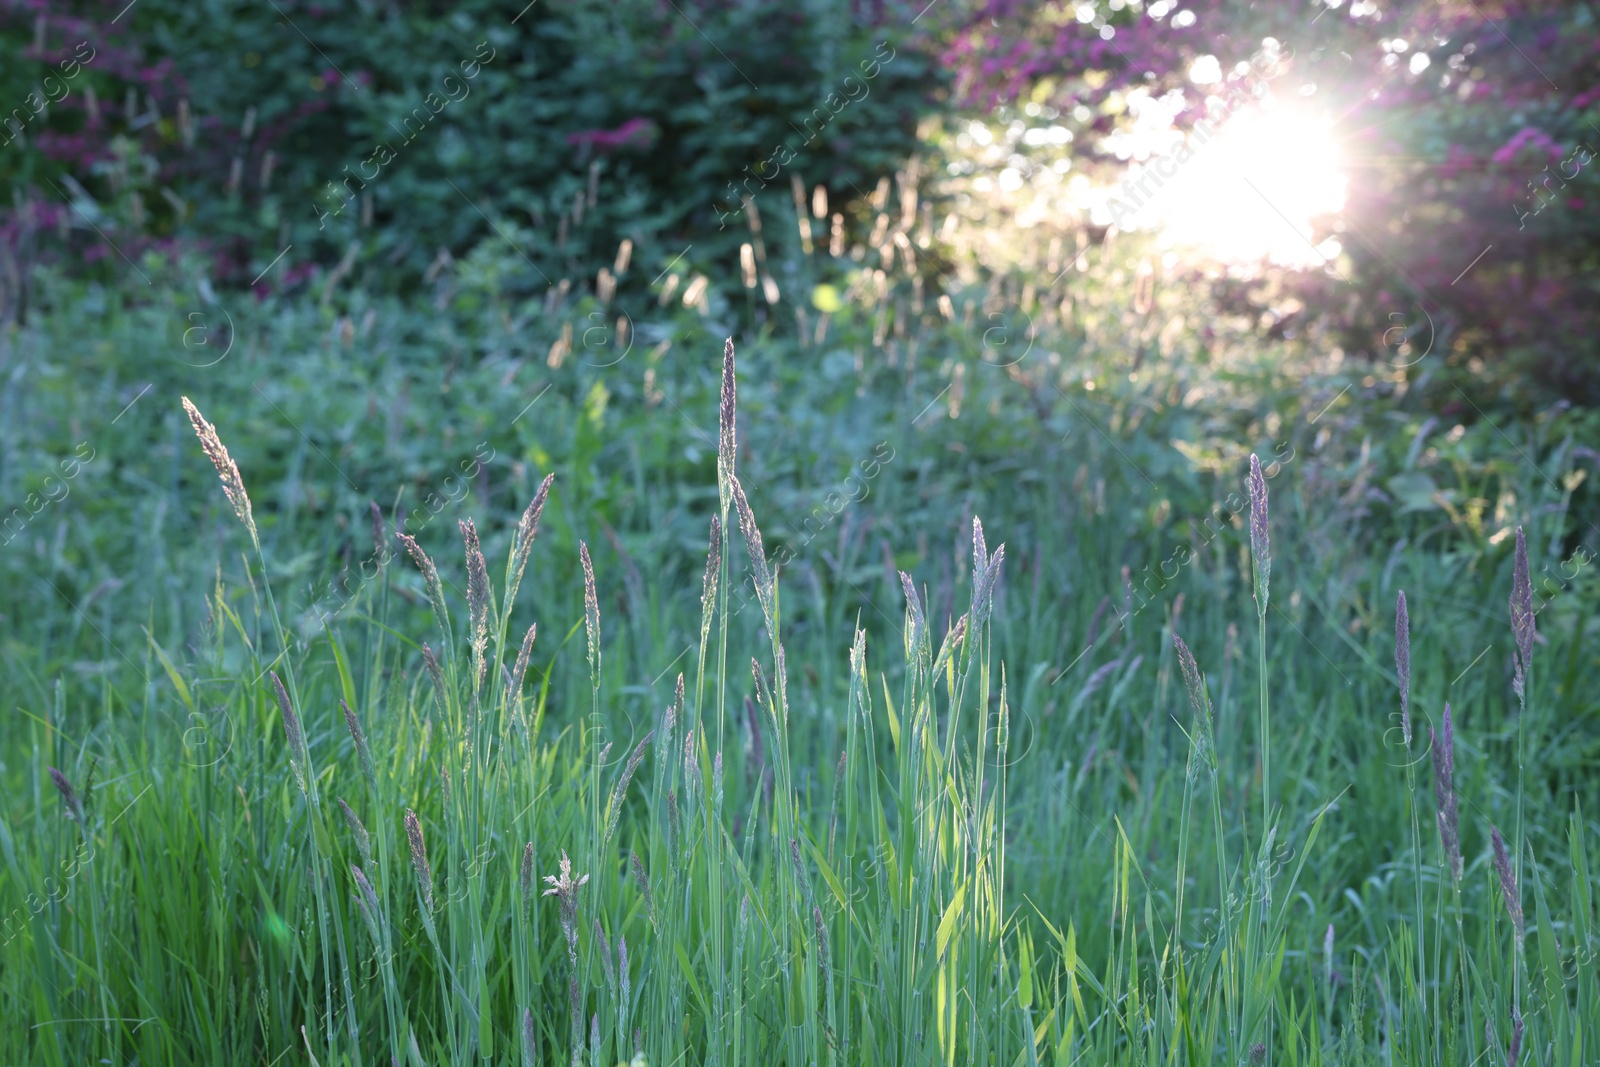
[1,155,1598,1067]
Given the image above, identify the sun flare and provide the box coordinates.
[1096,98,1348,268]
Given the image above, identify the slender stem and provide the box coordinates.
[1256,611,1269,839]
[1404,756,1426,1025]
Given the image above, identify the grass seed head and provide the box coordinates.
[718,337,737,512]
[510,623,538,706]
[339,699,374,787]
[700,514,722,619]
[48,767,83,823]
[336,797,372,867]
[511,473,555,596]
[350,864,383,946]
[270,671,308,794]
[405,808,434,913]
[605,732,654,844]
[395,530,450,634]
[579,541,601,681]
[460,518,490,675]
[181,397,257,545]
[1247,453,1271,611]
[729,475,773,620]
[1491,824,1524,945]
[631,851,657,927]
[1429,703,1462,882]
[421,643,446,711]
[1509,527,1535,702]
[543,849,588,962]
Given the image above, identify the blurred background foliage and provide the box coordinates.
[1,0,938,303]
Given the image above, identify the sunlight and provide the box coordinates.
[1094,98,1348,269]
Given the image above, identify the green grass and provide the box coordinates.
[1,185,1598,1065]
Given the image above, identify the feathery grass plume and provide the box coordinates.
[1172,634,1207,724]
[1250,1042,1267,1066]
[368,501,387,566]
[1171,633,1212,769]
[181,396,257,545]
[655,684,681,785]
[973,515,989,579]
[336,797,372,867]
[460,518,490,679]
[1429,702,1462,883]
[543,850,589,963]
[932,614,969,679]
[48,767,83,823]
[1491,824,1525,945]
[790,838,815,910]
[718,337,737,515]
[1247,453,1271,611]
[594,919,617,1001]
[899,571,926,656]
[1508,1010,1524,1067]
[395,530,450,634]
[271,671,309,795]
[404,808,434,914]
[509,622,538,704]
[579,541,601,681]
[630,852,657,928]
[522,1008,537,1067]
[519,842,535,924]
[1395,590,1411,746]
[421,643,446,711]
[339,699,375,788]
[350,864,383,947]
[605,732,654,845]
[1509,527,1535,702]
[508,473,555,607]
[729,475,774,621]
[700,515,722,621]
[666,789,681,860]
[682,728,702,803]
[972,546,1006,629]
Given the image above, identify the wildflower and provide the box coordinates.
[543,849,590,963]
